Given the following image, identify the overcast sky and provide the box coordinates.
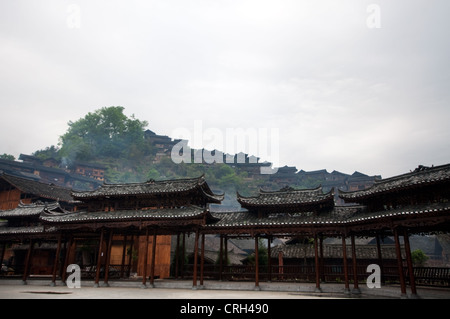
[1,0,449,178]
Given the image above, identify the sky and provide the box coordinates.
[1,0,449,179]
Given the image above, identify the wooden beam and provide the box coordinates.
[403,229,418,298]
[254,235,260,290]
[175,233,180,279]
[120,235,127,278]
[314,234,322,292]
[94,229,104,288]
[149,230,157,288]
[278,249,284,280]
[181,232,186,279]
[192,229,199,289]
[22,238,34,284]
[62,236,74,284]
[103,229,114,286]
[342,235,350,294]
[394,227,407,298]
[224,235,228,266]
[219,235,223,281]
[351,234,361,294]
[267,237,272,282]
[320,234,325,282]
[376,233,384,284]
[141,227,150,288]
[200,233,205,288]
[51,233,62,286]
[127,235,134,277]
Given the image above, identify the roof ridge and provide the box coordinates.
[96,174,205,188]
[237,185,324,200]
[374,163,450,185]
[339,163,450,198]
[259,185,323,195]
[1,172,70,190]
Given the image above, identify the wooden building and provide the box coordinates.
[271,237,402,283]
[0,174,77,278]
[1,164,450,297]
[0,173,77,211]
[0,202,61,276]
[40,175,223,285]
[73,161,106,182]
[0,156,102,190]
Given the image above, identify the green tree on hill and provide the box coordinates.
[59,106,150,162]
[0,154,15,161]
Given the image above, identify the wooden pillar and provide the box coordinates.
[141,228,150,288]
[403,229,418,298]
[103,230,114,286]
[314,234,322,292]
[219,235,223,281]
[200,233,205,288]
[94,229,104,287]
[351,234,361,294]
[320,235,325,282]
[224,235,228,266]
[22,239,34,284]
[278,250,284,280]
[62,236,74,284]
[192,229,200,289]
[267,237,272,282]
[394,228,407,298]
[376,234,384,284]
[0,243,6,270]
[127,235,134,277]
[59,241,67,279]
[120,235,127,278]
[254,235,260,290]
[51,234,63,286]
[149,230,157,288]
[175,233,180,279]
[342,235,350,294]
[181,232,186,279]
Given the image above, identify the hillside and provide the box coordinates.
[8,106,381,206]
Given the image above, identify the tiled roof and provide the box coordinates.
[71,175,224,203]
[208,202,450,231]
[343,201,450,225]
[339,163,450,201]
[0,225,58,236]
[208,206,361,229]
[0,202,58,219]
[0,173,76,204]
[237,186,334,208]
[40,205,208,224]
[271,243,403,259]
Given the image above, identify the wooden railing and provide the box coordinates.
[183,264,450,287]
[2,264,450,287]
[406,267,450,287]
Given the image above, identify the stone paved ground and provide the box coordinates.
[0,284,333,299]
[0,278,449,299]
[1,278,448,318]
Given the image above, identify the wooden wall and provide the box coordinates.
[0,188,30,210]
[137,235,172,279]
[107,235,172,279]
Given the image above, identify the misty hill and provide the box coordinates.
[2,106,381,207]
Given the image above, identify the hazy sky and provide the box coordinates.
[1,0,449,178]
